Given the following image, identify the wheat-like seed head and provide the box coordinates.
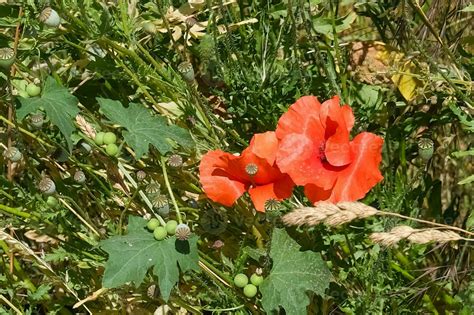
[370,226,461,246]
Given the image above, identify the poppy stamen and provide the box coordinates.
[319,141,327,162]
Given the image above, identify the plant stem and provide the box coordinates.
[161,156,182,224]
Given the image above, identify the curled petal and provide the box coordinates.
[199,150,248,206]
[276,95,325,140]
[248,175,294,212]
[321,96,353,166]
[249,131,278,165]
[304,184,334,203]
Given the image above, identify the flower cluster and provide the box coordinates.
[199,96,384,212]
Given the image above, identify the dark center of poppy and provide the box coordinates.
[245,163,258,176]
[319,141,327,162]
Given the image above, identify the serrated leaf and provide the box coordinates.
[17,76,79,151]
[97,98,193,158]
[260,229,332,315]
[100,216,198,301]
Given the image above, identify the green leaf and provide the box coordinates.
[17,76,79,151]
[97,98,193,158]
[260,229,332,315]
[460,4,474,12]
[313,12,357,39]
[28,284,52,302]
[100,216,199,301]
[458,174,474,185]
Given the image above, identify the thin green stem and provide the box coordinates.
[161,156,182,224]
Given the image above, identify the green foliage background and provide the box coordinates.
[0,0,473,314]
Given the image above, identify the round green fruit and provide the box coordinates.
[46,196,59,208]
[143,22,157,34]
[103,132,117,145]
[153,226,167,240]
[243,284,258,298]
[147,218,160,231]
[165,220,178,235]
[94,132,105,145]
[250,274,263,286]
[233,273,248,288]
[26,83,41,97]
[105,143,119,156]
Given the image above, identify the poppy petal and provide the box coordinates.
[321,96,353,166]
[249,131,278,165]
[318,132,384,202]
[199,150,248,206]
[276,132,338,189]
[276,95,325,140]
[248,175,294,212]
[304,183,334,203]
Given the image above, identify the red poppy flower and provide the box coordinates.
[275,95,383,203]
[199,132,294,212]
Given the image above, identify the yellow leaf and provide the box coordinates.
[391,62,422,101]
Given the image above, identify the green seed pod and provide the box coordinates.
[73,170,86,184]
[145,181,161,195]
[40,7,60,27]
[418,138,434,161]
[151,194,168,209]
[103,132,117,145]
[30,113,44,129]
[178,61,195,82]
[94,132,105,145]
[0,47,15,69]
[168,154,183,168]
[136,170,146,182]
[39,177,56,195]
[4,147,22,162]
[175,223,191,241]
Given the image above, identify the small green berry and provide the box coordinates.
[165,220,178,235]
[233,274,248,288]
[250,274,263,286]
[103,132,117,145]
[153,226,167,240]
[46,196,59,208]
[94,132,105,145]
[143,22,157,34]
[243,284,257,298]
[147,218,160,231]
[26,83,41,97]
[105,143,119,156]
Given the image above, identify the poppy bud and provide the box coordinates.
[418,138,434,161]
[245,163,258,176]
